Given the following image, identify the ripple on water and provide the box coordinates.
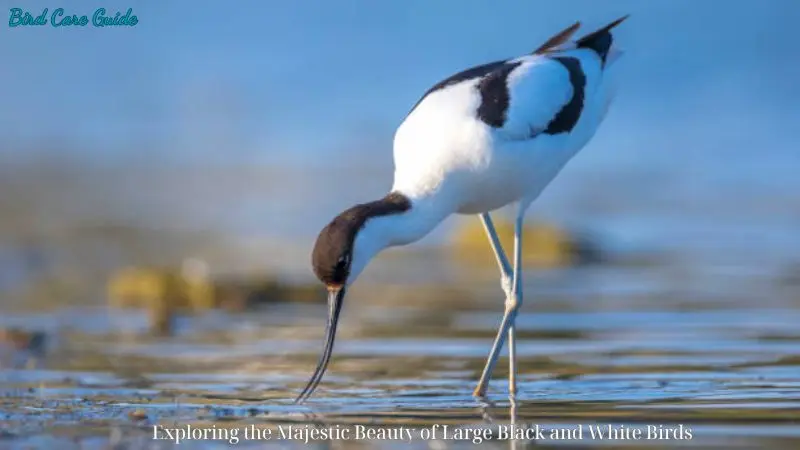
[1,288,799,448]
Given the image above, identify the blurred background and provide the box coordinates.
[1,1,800,447]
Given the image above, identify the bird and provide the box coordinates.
[296,16,629,403]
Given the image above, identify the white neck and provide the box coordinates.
[347,190,452,284]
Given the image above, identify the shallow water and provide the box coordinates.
[1,261,799,449]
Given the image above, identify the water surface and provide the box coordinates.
[1,261,799,449]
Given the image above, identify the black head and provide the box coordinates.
[310,192,411,288]
[311,215,355,288]
[297,192,411,404]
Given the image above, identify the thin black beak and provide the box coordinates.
[294,286,345,404]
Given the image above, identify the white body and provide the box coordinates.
[395,49,613,213]
[349,48,619,283]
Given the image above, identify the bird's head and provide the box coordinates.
[295,192,411,403]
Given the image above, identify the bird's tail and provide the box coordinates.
[576,15,629,66]
[532,21,582,55]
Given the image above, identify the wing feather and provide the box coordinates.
[531,21,581,54]
[493,56,585,141]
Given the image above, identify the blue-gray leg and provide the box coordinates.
[508,213,524,396]
[473,212,524,398]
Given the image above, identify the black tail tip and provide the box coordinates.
[607,14,631,30]
[576,15,630,62]
[577,14,630,43]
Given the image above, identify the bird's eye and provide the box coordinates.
[336,254,350,269]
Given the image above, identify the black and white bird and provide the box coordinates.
[297,16,629,403]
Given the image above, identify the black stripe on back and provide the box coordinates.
[407,59,509,115]
[476,61,523,128]
[544,57,586,135]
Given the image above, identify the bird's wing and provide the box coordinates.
[406,59,510,117]
[531,21,581,54]
[490,16,629,140]
[478,55,589,141]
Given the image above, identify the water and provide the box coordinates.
[1,260,799,449]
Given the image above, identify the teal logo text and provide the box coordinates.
[9,7,138,27]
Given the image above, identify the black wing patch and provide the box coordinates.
[407,59,509,116]
[476,61,522,128]
[543,57,586,135]
[407,52,587,135]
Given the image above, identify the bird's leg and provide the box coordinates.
[483,213,519,394]
[474,213,522,398]
[508,214,524,397]
[509,396,520,450]
[479,213,513,290]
